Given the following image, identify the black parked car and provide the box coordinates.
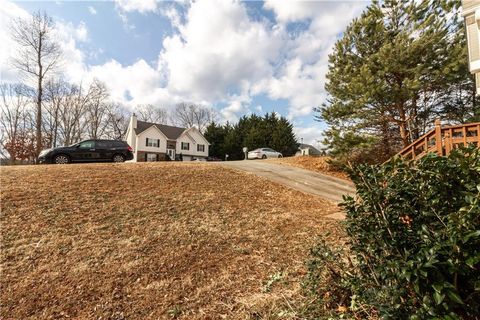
[38,139,134,164]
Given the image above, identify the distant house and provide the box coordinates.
[295,143,322,156]
[125,114,209,162]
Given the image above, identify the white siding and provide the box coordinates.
[175,128,209,158]
[125,127,135,150]
[137,126,168,154]
[125,116,137,162]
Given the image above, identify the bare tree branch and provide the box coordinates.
[171,102,217,132]
[9,10,62,159]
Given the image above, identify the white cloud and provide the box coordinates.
[264,0,367,25]
[161,5,182,30]
[220,93,252,123]
[294,125,326,147]
[0,1,178,111]
[255,58,328,118]
[88,6,97,15]
[0,0,30,82]
[87,59,166,106]
[156,0,367,121]
[257,1,367,119]
[0,0,369,129]
[114,0,158,30]
[0,2,90,85]
[50,20,90,83]
[264,0,326,23]
[114,0,158,13]
[75,21,88,42]
[158,0,285,103]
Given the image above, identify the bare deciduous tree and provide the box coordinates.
[0,83,34,163]
[58,83,88,145]
[104,103,129,140]
[172,102,217,132]
[44,78,68,148]
[10,11,62,158]
[85,79,109,139]
[135,104,168,124]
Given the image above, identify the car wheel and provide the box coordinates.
[262,154,267,159]
[278,154,283,158]
[54,154,70,164]
[113,154,125,163]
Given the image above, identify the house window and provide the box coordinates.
[181,142,189,150]
[197,144,205,152]
[146,138,159,147]
[146,153,157,162]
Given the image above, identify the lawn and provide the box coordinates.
[1,162,342,319]
[269,157,349,180]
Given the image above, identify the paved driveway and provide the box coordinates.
[220,160,355,203]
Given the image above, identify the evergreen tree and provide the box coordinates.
[271,117,298,156]
[204,122,227,158]
[318,0,478,163]
[204,113,298,160]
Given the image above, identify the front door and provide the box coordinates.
[167,149,175,160]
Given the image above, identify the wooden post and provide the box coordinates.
[445,130,451,155]
[434,119,442,156]
[477,124,480,146]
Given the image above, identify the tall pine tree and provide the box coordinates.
[318,0,478,163]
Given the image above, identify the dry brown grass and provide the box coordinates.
[269,157,349,181]
[1,162,343,319]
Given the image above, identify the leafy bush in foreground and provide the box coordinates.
[304,148,480,319]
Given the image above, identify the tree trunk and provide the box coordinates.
[399,122,410,147]
[398,105,410,147]
[9,144,16,165]
[36,35,43,161]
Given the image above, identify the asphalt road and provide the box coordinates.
[220,160,355,203]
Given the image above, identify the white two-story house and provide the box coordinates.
[125,114,210,161]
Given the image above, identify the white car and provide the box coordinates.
[247,148,283,159]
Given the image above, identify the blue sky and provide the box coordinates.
[0,0,369,145]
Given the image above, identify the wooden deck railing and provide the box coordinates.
[397,120,480,160]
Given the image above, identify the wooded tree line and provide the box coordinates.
[0,11,216,164]
[1,78,216,164]
[204,113,298,160]
[318,0,479,164]
[0,80,130,163]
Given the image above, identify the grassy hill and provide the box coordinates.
[1,162,342,319]
[269,157,349,181]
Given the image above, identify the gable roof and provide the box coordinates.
[134,120,186,140]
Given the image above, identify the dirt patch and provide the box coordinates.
[1,162,343,319]
[269,156,350,181]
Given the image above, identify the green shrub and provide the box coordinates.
[302,237,361,319]
[304,147,480,319]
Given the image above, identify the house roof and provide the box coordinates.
[298,143,321,154]
[134,120,186,140]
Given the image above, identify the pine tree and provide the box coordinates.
[318,0,478,163]
[204,122,227,158]
[204,114,298,160]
